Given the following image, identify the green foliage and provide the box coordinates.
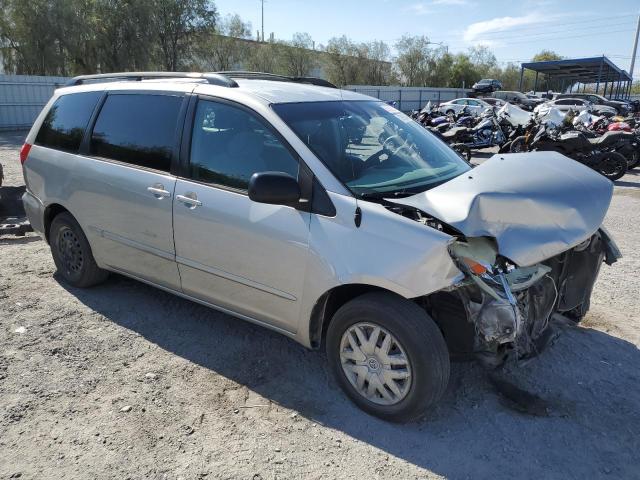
[0,3,571,95]
[532,50,563,62]
[0,0,217,74]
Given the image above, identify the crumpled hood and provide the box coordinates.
[389,152,613,266]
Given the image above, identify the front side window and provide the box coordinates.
[35,92,102,153]
[90,94,183,172]
[189,99,299,190]
[273,100,470,198]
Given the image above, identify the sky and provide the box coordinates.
[213,0,640,75]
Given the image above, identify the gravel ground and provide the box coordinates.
[1,132,639,479]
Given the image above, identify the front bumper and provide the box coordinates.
[451,229,620,365]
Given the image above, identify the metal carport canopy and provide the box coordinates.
[520,56,632,83]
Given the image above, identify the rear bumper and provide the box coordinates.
[22,190,45,239]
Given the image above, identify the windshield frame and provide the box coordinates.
[271,99,472,199]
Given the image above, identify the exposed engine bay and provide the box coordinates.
[383,200,621,367]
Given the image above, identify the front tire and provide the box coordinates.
[326,292,450,423]
[50,212,108,288]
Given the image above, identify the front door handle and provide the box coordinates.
[147,184,171,198]
[176,193,202,208]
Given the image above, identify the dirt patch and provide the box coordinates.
[2,134,640,479]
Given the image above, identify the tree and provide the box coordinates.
[467,45,497,79]
[532,50,563,62]
[151,0,216,71]
[394,35,431,86]
[94,0,156,72]
[324,36,362,86]
[278,32,316,77]
[359,41,391,85]
[246,42,281,74]
[193,13,251,71]
[0,0,65,75]
[448,54,476,89]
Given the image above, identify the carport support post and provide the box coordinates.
[596,57,604,95]
[534,71,539,93]
[609,79,615,98]
[518,66,524,91]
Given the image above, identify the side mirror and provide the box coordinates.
[248,172,301,206]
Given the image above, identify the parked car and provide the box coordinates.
[472,79,502,93]
[21,71,620,422]
[479,97,506,108]
[492,91,544,110]
[437,97,492,116]
[555,93,629,115]
[535,98,617,116]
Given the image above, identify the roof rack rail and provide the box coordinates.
[215,71,337,89]
[65,72,238,88]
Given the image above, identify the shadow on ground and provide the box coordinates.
[60,273,640,479]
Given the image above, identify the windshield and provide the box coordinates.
[272,100,471,198]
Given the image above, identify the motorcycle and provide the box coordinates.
[435,108,508,160]
[522,124,628,180]
[572,110,640,170]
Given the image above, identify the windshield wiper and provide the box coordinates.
[358,190,416,200]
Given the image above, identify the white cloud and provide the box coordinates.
[403,0,471,14]
[403,3,431,15]
[463,13,545,42]
[432,0,470,5]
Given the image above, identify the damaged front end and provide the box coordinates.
[388,152,623,367]
[443,232,620,366]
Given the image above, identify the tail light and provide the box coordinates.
[19,143,31,164]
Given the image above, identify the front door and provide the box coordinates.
[173,98,310,332]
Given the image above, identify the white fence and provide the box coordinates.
[0,75,69,130]
[344,85,470,112]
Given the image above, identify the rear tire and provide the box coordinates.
[597,151,627,181]
[326,292,450,423]
[50,212,108,288]
[626,146,640,170]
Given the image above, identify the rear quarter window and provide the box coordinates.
[35,91,102,153]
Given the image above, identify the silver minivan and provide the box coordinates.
[21,72,620,422]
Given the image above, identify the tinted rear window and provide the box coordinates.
[35,92,101,153]
[90,94,183,172]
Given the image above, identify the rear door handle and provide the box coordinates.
[147,184,171,198]
[176,193,202,208]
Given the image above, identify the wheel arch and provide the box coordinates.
[43,203,71,243]
[308,283,407,349]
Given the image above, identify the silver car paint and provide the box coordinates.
[172,178,311,333]
[24,146,182,290]
[389,151,613,267]
[22,79,614,350]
